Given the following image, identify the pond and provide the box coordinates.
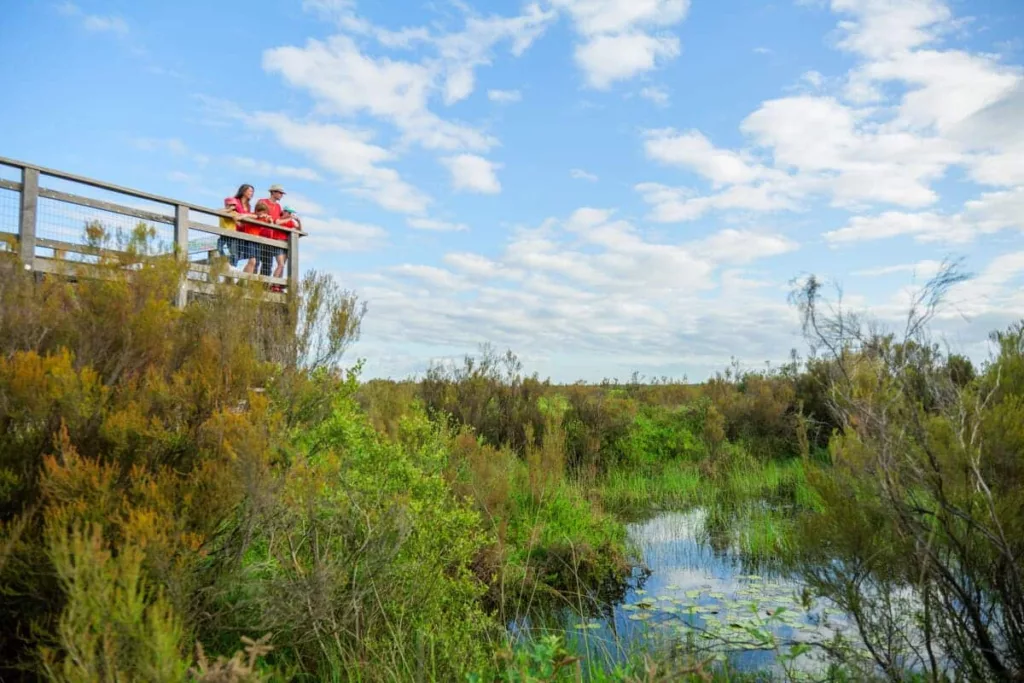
[517,508,871,676]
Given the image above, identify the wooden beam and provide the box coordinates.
[288,229,300,294]
[18,168,39,269]
[1,155,306,236]
[174,205,189,308]
[37,187,174,225]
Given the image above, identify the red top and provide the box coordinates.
[225,197,262,236]
[239,212,276,239]
[270,217,299,241]
[259,198,283,222]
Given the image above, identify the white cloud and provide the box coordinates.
[245,111,430,214]
[282,3,555,146]
[347,207,810,380]
[640,86,670,105]
[636,181,802,222]
[574,32,680,89]
[488,89,522,103]
[830,0,953,60]
[824,186,1024,244]
[644,129,763,185]
[802,70,826,89]
[302,216,388,251]
[263,35,495,152]
[551,0,690,37]
[570,168,599,182]
[754,46,773,55]
[390,264,470,291]
[441,154,502,194]
[690,229,799,265]
[434,5,557,105]
[228,156,322,181]
[408,218,469,232]
[551,0,691,88]
[952,82,1024,187]
[628,0,1021,229]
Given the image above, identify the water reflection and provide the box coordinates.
[521,508,868,675]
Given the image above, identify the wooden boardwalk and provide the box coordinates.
[0,156,305,305]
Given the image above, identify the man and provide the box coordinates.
[259,184,286,223]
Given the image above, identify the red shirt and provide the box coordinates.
[270,217,299,241]
[240,212,275,239]
[259,198,283,222]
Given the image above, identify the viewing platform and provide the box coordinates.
[0,156,305,305]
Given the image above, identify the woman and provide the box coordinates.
[233,186,269,276]
[220,184,254,270]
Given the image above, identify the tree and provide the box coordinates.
[790,265,1024,681]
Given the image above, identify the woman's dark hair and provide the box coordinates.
[233,184,253,211]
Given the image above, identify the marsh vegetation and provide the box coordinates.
[0,232,1021,681]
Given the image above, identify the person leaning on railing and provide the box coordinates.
[220,183,253,269]
[240,201,277,278]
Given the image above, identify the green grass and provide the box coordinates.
[595,461,705,514]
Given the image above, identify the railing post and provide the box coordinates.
[18,168,39,269]
[288,230,300,295]
[174,204,189,308]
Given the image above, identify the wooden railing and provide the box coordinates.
[0,156,305,306]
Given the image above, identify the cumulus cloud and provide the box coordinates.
[824,186,1024,244]
[633,0,1022,229]
[644,129,764,186]
[228,156,321,182]
[302,216,388,252]
[550,0,691,88]
[441,154,502,194]
[346,206,806,381]
[244,111,431,214]
[275,3,555,151]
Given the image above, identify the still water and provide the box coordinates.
[524,509,868,675]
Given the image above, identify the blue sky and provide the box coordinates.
[3,0,1023,381]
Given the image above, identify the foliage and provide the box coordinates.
[791,267,1024,681]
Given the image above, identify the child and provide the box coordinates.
[237,200,275,276]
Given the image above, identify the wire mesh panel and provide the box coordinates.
[0,187,17,253]
[188,207,290,291]
[0,162,22,253]
[0,156,299,304]
[35,195,175,264]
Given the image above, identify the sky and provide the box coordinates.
[2,0,1023,382]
